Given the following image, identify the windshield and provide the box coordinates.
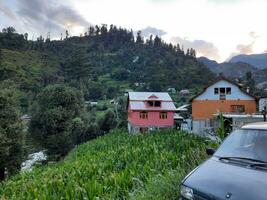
[215,129,267,163]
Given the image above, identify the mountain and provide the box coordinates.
[197,57,218,69]
[197,57,257,77]
[229,53,267,69]
[198,56,267,91]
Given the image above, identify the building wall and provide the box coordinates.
[195,80,254,101]
[192,120,206,136]
[192,100,257,120]
[128,111,174,126]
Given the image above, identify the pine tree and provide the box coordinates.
[136,31,144,44]
[65,30,69,39]
[154,35,161,47]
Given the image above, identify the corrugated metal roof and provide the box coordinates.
[128,92,173,101]
[129,101,176,111]
[176,104,190,111]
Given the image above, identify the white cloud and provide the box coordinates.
[170,36,220,61]
[139,26,167,38]
[2,0,267,62]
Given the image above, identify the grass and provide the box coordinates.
[0,130,211,199]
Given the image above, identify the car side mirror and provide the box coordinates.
[206,148,215,156]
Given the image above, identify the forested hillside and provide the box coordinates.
[0,25,215,112]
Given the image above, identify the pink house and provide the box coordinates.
[127,92,176,133]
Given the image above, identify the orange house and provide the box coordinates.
[191,77,257,135]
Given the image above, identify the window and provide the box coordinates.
[231,105,245,113]
[147,101,154,107]
[147,101,161,107]
[226,87,231,94]
[160,112,168,119]
[214,88,219,94]
[220,88,226,94]
[155,101,161,107]
[140,112,148,119]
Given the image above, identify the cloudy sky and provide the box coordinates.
[1,0,267,62]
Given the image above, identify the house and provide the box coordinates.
[191,77,257,135]
[127,92,176,133]
[167,87,176,94]
[20,114,31,121]
[179,89,190,96]
[85,101,98,106]
[174,104,191,131]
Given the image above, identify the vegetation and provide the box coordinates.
[0,25,216,172]
[0,81,23,180]
[30,85,86,159]
[0,25,215,113]
[0,130,212,199]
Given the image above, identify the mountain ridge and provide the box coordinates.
[229,53,267,69]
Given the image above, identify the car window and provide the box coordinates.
[215,129,267,162]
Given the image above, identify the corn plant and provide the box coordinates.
[0,129,211,200]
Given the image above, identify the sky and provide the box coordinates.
[1,0,267,62]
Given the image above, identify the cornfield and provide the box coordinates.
[0,130,211,199]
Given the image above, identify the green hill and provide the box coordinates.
[0,130,212,200]
[0,26,215,112]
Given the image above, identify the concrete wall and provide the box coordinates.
[192,120,206,136]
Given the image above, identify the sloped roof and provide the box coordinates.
[128,92,176,111]
[190,76,257,102]
[128,92,173,101]
[129,101,176,111]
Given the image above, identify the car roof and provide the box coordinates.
[242,122,267,130]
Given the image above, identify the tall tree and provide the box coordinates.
[136,31,144,44]
[65,30,69,39]
[154,35,161,47]
[88,26,95,36]
[64,49,91,91]
[30,85,84,158]
[0,82,23,180]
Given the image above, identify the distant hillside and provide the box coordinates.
[0,130,210,199]
[253,68,267,90]
[198,56,267,91]
[198,57,256,77]
[229,53,267,69]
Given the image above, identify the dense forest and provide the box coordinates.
[0,24,259,179]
